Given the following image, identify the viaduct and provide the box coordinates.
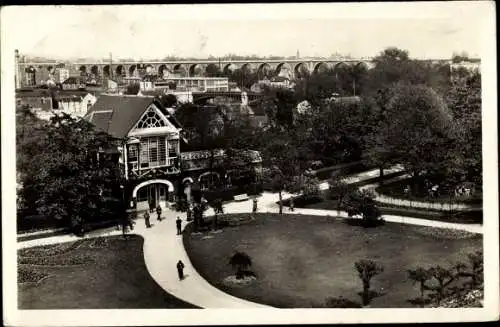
[15,54,455,86]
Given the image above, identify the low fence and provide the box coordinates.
[360,174,478,211]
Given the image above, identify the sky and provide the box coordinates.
[1,2,493,61]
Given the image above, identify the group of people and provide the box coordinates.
[143,202,164,228]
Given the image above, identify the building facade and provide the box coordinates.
[84,94,261,212]
[56,91,97,117]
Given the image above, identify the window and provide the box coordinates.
[149,138,159,166]
[140,140,149,168]
[136,108,166,129]
[167,140,177,158]
[40,98,45,104]
[128,145,138,162]
[137,137,169,169]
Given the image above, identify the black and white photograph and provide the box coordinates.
[1,2,498,325]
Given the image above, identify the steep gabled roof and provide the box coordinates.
[86,94,179,139]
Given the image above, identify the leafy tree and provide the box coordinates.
[125,83,140,95]
[344,189,382,226]
[328,173,352,216]
[158,93,178,108]
[369,84,454,183]
[228,251,253,279]
[261,130,312,214]
[407,267,432,307]
[260,86,296,127]
[355,259,384,306]
[451,51,471,63]
[294,69,339,106]
[18,113,123,234]
[427,266,455,306]
[205,63,222,77]
[463,250,483,288]
[228,68,259,89]
[444,71,482,187]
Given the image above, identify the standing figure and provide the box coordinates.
[156,205,162,221]
[186,206,192,221]
[289,198,295,212]
[144,211,151,228]
[149,200,155,213]
[176,216,182,235]
[176,260,185,280]
[252,198,258,213]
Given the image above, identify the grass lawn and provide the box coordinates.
[18,235,197,309]
[184,214,482,308]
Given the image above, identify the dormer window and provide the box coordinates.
[136,107,166,129]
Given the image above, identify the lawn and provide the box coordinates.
[18,235,197,309]
[184,214,482,308]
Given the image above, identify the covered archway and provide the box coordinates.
[189,64,204,77]
[103,65,111,78]
[158,64,171,79]
[223,63,237,75]
[275,62,292,77]
[294,62,309,79]
[90,65,100,77]
[79,65,87,76]
[129,65,138,78]
[257,63,272,79]
[116,65,124,77]
[132,179,175,211]
[173,64,187,77]
[313,62,329,74]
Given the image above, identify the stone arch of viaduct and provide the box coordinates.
[17,59,387,85]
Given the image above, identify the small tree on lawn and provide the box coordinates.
[355,259,384,306]
[427,265,455,306]
[463,250,483,288]
[228,251,252,279]
[407,267,432,307]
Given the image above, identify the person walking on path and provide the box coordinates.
[144,211,151,228]
[156,205,162,222]
[289,198,295,212]
[176,216,182,235]
[176,260,185,280]
[149,200,155,213]
[252,198,258,213]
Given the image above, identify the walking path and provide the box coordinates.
[17,166,483,309]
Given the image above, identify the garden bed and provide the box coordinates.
[184,213,482,308]
[376,177,483,206]
[282,184,482,225]
[18,235,197,309]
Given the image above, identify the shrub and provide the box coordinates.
[345,189,383,227]
[228,251,253,280]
